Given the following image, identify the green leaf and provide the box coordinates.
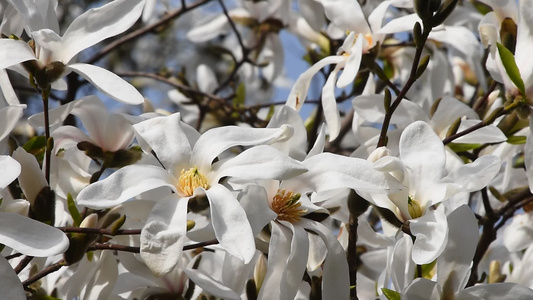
[421,260,437,279]
[507,135,527,145]
[382,288,401,300]
[447,143,482,152]
[22,135,46,162]
[67,193,82,227]
[234,82,246,107]
[497,42,526,97]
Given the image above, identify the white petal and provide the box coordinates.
[186,14,231,43]
[197,64,218,93]
[442,155,500,196]
[0,69,21,105]
[503,212,533,252]
[258,222,291,300]
[267,105,307,161]
[68,63,144,105]
[286,56,344,110]
[278,223,309,300]
[0,212,69,256]
[214,145,307,182]
[437,205,479,294]
[76,165,178,209]
[400,121,446,202]
[320,0,370,33]
[28,96,85,128]
[457,283,533,300]
[205,184,255,263]
[410,209,448,265]
[80,251,119,300]
[0,255,25,300]
[379,13,420,34]
[297,153,404,193]
[453,120,507,144]
[140,195,189,275]
[0,155,20,189]
[12,147,47,204]
[336,35,362,88]
[402,278,441,300]
[239,185,277,236]
[184,263,241,299]
[390,234,416,291]
[192,125,294,173]
[515,0,533,91]
[299,219,350,300]
[321,67,342,141]
[59,0,145,63]
[133,112,197,173]
[0,39,36,70]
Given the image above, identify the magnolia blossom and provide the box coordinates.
[0,155,69,257]
[368,121,500,264]
[77,112,306,275]
[287,0,391,140]
[0,0,145,104]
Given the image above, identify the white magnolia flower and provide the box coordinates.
[76,112,306,275]
[0,155,69,257]
[0,0,145,104]
[287,0,391,140]
[368,121,500,264]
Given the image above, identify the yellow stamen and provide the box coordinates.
[178,167,209,197]
[270,189,307,223]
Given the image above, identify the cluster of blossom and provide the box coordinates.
[2,0,533,299]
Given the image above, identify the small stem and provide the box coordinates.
[376,27,431,148]
[14,255,34,274]
[42,89,51,184]
[57,227,142,235]
[23,259,66,288]
[347,213,359,300]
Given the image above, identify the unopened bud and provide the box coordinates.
[488,260,506,283]
[367,146,390,163]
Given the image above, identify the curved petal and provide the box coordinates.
[442,155,500,198]
[205,184,255,263]
[214,145,307,182]
[400,121,446,202]
[286,56,344,110]
[296,153,404,193]
[140,195,189,276]
[409,209,448,265]
[457,283,533,300]
[279,223,309,300]
[133,112,193,173]
[76,165,178,209]
[0,69,22,105]
[0,212,69,256]
[0,155,20,189]
[336,34,362,88]
[59,0,145,63]
[192,125,294,173]
[321,67,341,141]
[299,219,350,300]
[68,63,144,105]
[258,221,291,300]
[0,256,25,300]
[267,105,307,161]
[320,0,370,33]
[186,14,231,43]
[438,205,479,295]
[185,264,241,299]
[391,234,416,291]
[239,185,277,236]
[0,39,36,70]
[12,147,47,205]
[402,278,441,300]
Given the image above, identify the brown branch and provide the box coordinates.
[86,0,214,64]
[58,227,141,236]
[23,259,66,288]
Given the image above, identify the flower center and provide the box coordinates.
[270,189,307,223]
[408,196,423,219]
[178,167,209,197]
